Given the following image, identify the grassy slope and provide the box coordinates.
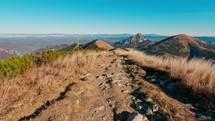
[0,51,109,120]
[115,49,215,108]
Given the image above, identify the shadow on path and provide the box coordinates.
[19,82,76,121]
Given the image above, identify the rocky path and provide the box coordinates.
[18,51,215,121]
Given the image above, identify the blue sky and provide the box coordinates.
[0,0,215,36]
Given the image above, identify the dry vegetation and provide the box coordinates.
[0,51,109,121]
[115,49,215,100]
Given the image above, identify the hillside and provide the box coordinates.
[115,33,151,48]
[1,49,215,121]
[82,39,114,50]
[37,39,114,52]
[60,43,84,51]
[139,34,215,59]
[36,44,70,52]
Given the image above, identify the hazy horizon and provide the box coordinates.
[0,0,215,36]
[0,33,215,37]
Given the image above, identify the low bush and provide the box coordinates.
[0,49,104,79]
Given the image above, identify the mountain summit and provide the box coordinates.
[140,34,215,59]
[82,39,114,50]
[115,33,150,48]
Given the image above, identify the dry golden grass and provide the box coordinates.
[115,49,215,98]
[0,51,109,121]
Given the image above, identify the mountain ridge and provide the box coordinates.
[139,34,215,59]
[115,33,151,48]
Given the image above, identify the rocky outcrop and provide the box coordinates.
[115,33,150,48]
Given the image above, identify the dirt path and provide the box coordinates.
[16,51,215,121]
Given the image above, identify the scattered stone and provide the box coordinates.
[112,79,121,83]
[105,84,111,90]
[144,107,153,116]
[85,73,92,77]
[131,96,136,100]
[133,99,142,105]
[106,80,113,85]
[79,76,85,81]
[96,76,103,80]
[126,74,132,78]
[106,74,114,78]
[117,83,122,87]
[100,83,110,91]
[139,70,146,76]
[146,75,157,80]
[126,112,148,121]
[142,97,153,103]
[136,105,143,111]
[121,61,126,64]
[109,104,115,108]
[126,83,131,87]
[98,64,106,69]
[150,75,157,79]
[152,104,159,112]
[94,106,105,113]
[115,63,122,67]
[75,100,80,105]
[196,113,213,121]
[79,73,92,81]
[185,104,196,110]
[122,90,129,93]
[149,78,156,83]
[96,75,100,78]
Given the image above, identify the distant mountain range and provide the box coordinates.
[0,33,215,43]
[115,33,215,59]
[1,33,215,60]
[37,39,114,52]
